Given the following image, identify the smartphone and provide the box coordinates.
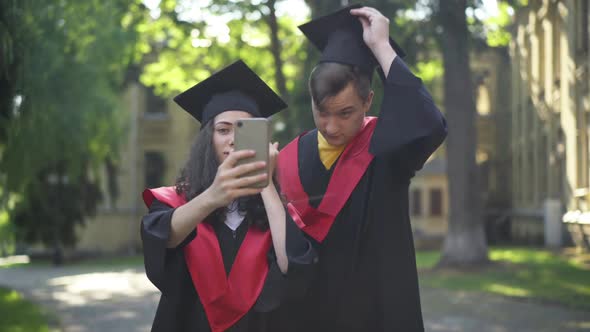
[234,118,270,188]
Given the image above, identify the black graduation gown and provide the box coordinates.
[141,198,317,332]
[279,57,447,332]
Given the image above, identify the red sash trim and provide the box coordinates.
[277,117,377,242]
[142,187,272,332]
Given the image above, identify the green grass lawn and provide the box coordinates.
[0,287,55,332]
[70,254,143,268]
[1,254,143,269]
[0,254,142,331]
[417,247,590,311]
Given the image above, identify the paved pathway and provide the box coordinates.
[1,261,589,331]
[422,288,590,332]
[0,263,159,332]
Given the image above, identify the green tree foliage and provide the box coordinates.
[138,0,308,142]
[0,0,146,261]
[13,167,102,264]
[137,0,523,136]
[138,0,432,141]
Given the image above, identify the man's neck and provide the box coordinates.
[317,131,345,170]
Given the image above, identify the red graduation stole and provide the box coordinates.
[142,187,272,332]
[277,117,376,243]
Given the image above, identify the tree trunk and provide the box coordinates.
[266,0,288,100]
[437,0,488,266]
[284,0,343,135]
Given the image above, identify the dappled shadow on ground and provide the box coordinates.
[0,263,159,332]
[421,287,590,332]
[418,247,590,312]
[1,259,589,332]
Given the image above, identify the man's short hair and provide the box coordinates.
[308,62,372,107]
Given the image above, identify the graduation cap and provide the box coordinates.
[298,4,406,74]
[173,60,287,124]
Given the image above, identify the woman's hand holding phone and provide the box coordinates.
[206,150,267,207]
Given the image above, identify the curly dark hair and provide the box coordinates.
[174,120,273,230]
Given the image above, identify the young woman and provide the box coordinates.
[141,60,317,332]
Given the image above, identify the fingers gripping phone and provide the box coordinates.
[234,118,270,188]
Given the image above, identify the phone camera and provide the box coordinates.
[237,121,243,127]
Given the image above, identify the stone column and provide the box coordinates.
[560,0,578,210]
[544,198,563,247]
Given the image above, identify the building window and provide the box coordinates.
[576,0,588,53]
[145,87,167,117]
[411,189,422,216]
[145,152,166,188]
[429,188,443,217]
[476,82,491,116]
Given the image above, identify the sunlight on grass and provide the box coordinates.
[490,247,555,265]
[484,283,531,297]
[0,255,31,269]
[73,255,143,268]
[565,320,590,329]
[0,287,52,332]
[559,282,590,296]
[4,289,20,302]
[417,247,590,310]
[1,254,143,269]
[415,251,439,269]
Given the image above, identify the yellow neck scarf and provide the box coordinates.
[317,131,345,170]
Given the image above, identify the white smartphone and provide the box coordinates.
[234,118,270,188]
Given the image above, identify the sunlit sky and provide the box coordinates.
[143,0,310,22]
[143,0,504,21]
[142,0,507,46]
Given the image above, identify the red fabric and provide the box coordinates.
[142,187,272,332]
[277,117,377,242]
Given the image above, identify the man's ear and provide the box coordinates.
[364,90,375,113]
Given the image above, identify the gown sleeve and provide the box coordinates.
[140,199,197,293]
[283,212,318,297]
[253,211,318,312]
[369,56,448,173]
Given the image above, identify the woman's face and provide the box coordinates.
[212,110,253,163]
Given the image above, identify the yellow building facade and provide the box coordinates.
[509,0,589,246]
[75,83,198,253]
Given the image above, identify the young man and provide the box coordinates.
[277,4,447,331]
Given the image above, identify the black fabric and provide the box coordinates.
[201,91,261,128]
[286,57,447,332]
[298,3,406,75]
[173,60,287,124]
[210,216,249,275]
[298,130,335,209]
[141,198,317,332]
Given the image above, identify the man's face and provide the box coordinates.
[312,82,374,147]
